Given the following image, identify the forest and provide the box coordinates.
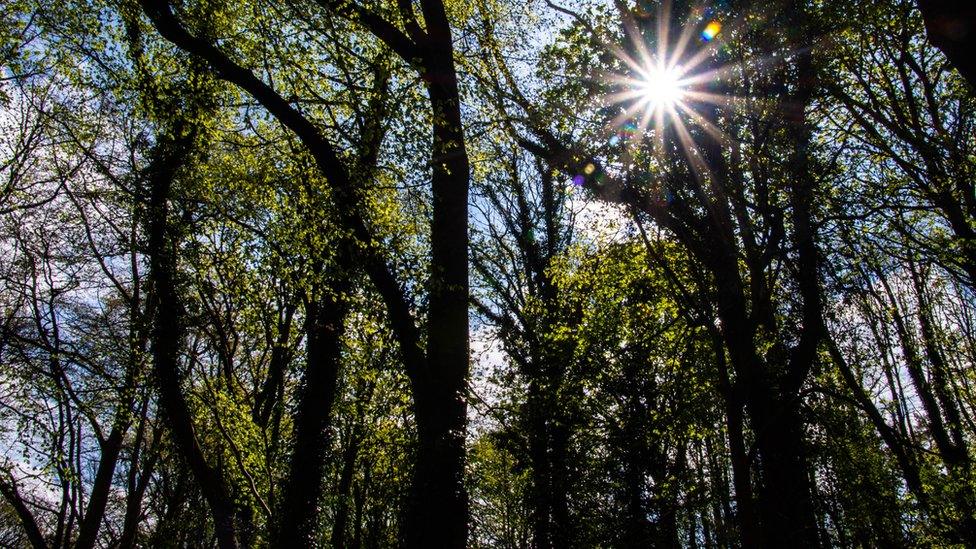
[1,0,975,546]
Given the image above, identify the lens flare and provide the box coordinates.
[701,21,722,42]
[596,1,787,195]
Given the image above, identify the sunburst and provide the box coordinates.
[600,2,740,164]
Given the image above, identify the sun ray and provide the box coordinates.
[671,115,716,197]
[667,5,705,71]
[607,45,653,80]
[674,101,730,146]
[656,0,672,65]
[609,100,653,134]
[676,39,724,75]
[618,8,657,75]
[681,90,736,109]
[616,103,658,176]
[653,104,667,157]
[635,103,656,142]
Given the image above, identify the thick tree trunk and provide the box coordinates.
[714,259,820,547]
[139,2,472,544]
[648,446,681,549]
[755,35,823,548]
[622,451,651,549]
[549,423,572,549]
[618,356,652,549]
[527,379,553,549]
[0,479,48,549]
[746,386,820,547]
[918,0,976,91]
[406,386,468,548]
[403,3,471,545]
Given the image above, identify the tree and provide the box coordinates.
[135,0,473,544]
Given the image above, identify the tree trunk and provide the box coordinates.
[145,129,239,549]
[405,385,468,548]
[712,332,760,548]
[331,417,362,549]
[827,338,928,506]
[402,3,471,545]
[746,386,820,547]
[73,420,127,549]
[549,422,572,549]
[918,0,976,91]
[276,277,350,546]
[527,379,553,549]
[0,479,48,549]
[711,248,820,547]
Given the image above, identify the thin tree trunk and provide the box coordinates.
[73,420,127,549]
[145,128,239,549]
[826,338,928,504]
[331,417,363,549]
[276,275,351,546]
[712,332,759,548]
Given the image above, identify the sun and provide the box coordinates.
[637,64,687,111]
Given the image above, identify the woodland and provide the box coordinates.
[1,0,975,547]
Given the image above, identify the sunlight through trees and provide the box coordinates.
[1,0,976,547]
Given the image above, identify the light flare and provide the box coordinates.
[598,2,742,178]
[702,21,722,42]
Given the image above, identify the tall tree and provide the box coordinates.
[136,0,473,544]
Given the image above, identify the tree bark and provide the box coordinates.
[275,277,350,546]
[918,0,976,91]
[527,378,553,549]
[403,2,471,546]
